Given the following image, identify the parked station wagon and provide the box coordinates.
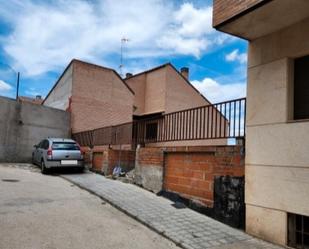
[32,138,84,174]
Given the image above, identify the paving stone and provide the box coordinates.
[62,172,286,249]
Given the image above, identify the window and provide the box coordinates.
[145,122,158,141]
[294,55,309,120]
[288,213,309,248]
[39,140,49,149]
[42,140,50,149]
[52,142,79,151]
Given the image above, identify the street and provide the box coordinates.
[0,164,179,249]
[0,164,284,249]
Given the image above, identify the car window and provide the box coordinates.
[52,142,79,151]
[42,140,50,150]
[38,140,44,148]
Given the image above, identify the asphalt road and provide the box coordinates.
[0,164,180,249]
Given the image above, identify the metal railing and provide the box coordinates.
[73,98,246,147]
[73,122,134,147]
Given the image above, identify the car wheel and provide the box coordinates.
[77,167,84,173]
[41,160,48,174]
[31,154,36,166]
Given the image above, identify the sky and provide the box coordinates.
[0,0,247,104]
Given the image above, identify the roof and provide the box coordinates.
[42,59,134,105]
[125,62,212,104]
[125,62,171,79]
[18,96,43,105]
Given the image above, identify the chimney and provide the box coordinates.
[35,95,42,100]
[180,67,189,80]
[126,73,133,79]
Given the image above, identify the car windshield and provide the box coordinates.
[52,142,79,151]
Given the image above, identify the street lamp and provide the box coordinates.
[0,62,20,100]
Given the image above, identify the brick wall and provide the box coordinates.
[71,60,134,133]
[92,150,108,172]
[213,0,266,27]
[134,147,164,193]
[43,64,73,110]
[125,64,210,116]
[107,149,136,175]
[164,65,209,114]
[125,73,146,115]
[89,147,135,175]
[136,147,164,166]
[134,146,244,205]
[80,146,92,166]
[164,146,244,207]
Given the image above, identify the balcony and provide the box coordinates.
[73,98,246,148]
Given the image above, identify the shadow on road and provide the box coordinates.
[30,163,85,176]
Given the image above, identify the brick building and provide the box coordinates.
[44,59,228,147]
[125,63,227,147]
[43,59,134,133]
[213,0,309,247]
[125,63,208,116]
[18,95,43,105]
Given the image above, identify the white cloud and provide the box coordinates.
[156,3,214,58]
[0,80,12,91]
[174,3,213,37]
[191,77,246,103]
[0,0,235,76]
[225,49,247,64]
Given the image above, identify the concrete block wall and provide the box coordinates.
[0,96,70,162]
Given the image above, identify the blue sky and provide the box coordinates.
[0,0,247,103]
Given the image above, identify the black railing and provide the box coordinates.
[73,98,246,147]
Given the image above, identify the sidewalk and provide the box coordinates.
[62,172,284,249]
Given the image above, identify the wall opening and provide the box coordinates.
[145,122,158,141]
[293,55,309,120]
[288,213,309,248]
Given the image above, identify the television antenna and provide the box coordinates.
[119,37,129,77]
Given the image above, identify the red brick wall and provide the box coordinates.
[70,60,134,133]
[164,146,244,207]
[213,0,266,27]
[107,149,136,175]
[136,147,164,167]
[80,146,92,165]
[89,148,135,175]
[92,152,104,172]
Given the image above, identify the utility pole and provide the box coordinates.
[16,72,20,100]
[119,37,129,77]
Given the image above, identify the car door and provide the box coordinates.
[36,140,46,163]
[33,141,42,163]
[41,140,50,162]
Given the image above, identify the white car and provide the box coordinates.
[32,138,84,174]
